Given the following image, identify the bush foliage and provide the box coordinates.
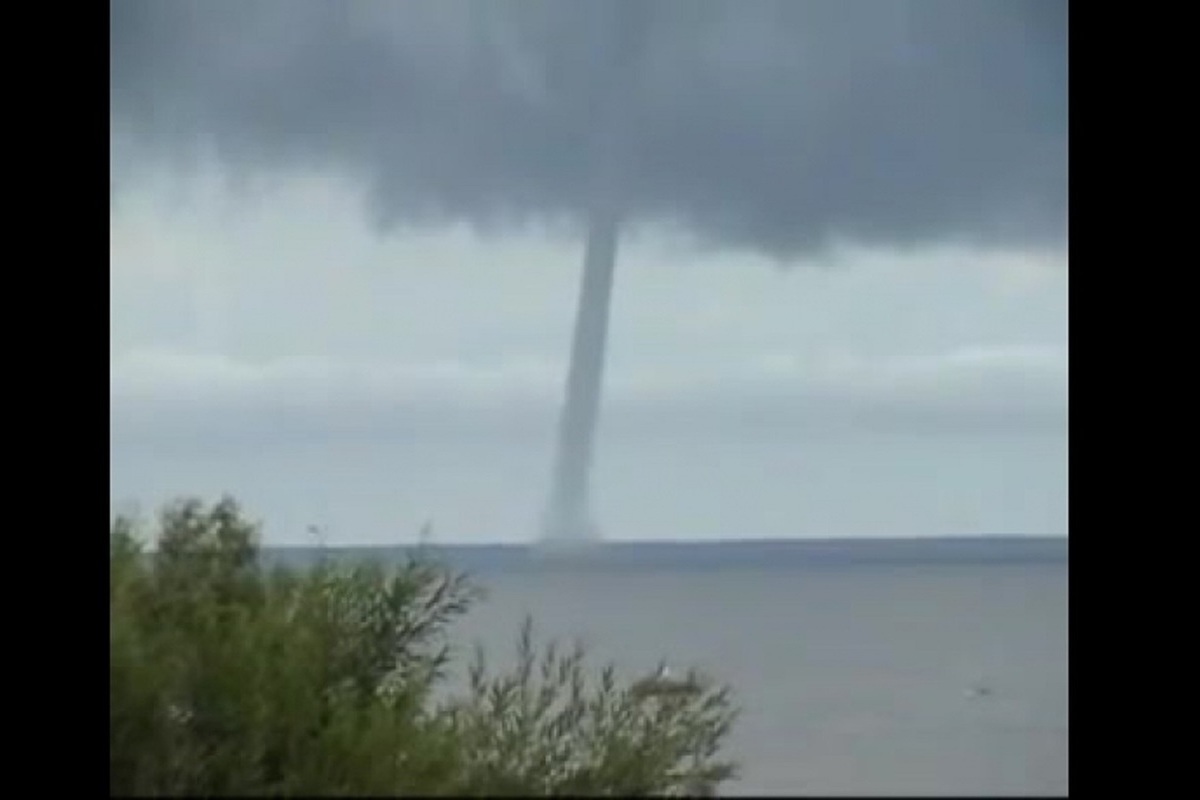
[110,497,739,796]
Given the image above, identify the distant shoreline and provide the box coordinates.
[261,535,1067,572]
[269,533,1067,550]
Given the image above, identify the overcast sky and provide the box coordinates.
[110,0,1067,545]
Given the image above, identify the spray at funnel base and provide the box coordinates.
[540,205,620,545]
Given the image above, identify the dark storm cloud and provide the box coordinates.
[110,0,1066,257]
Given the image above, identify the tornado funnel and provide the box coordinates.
[541,202,621,544]
[540,1,647,545]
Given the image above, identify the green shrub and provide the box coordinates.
[110,497,739,796]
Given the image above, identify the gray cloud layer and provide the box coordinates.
[110,0,1066,258]
[110,344,1066,452]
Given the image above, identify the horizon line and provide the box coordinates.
[262,533,1068,551]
